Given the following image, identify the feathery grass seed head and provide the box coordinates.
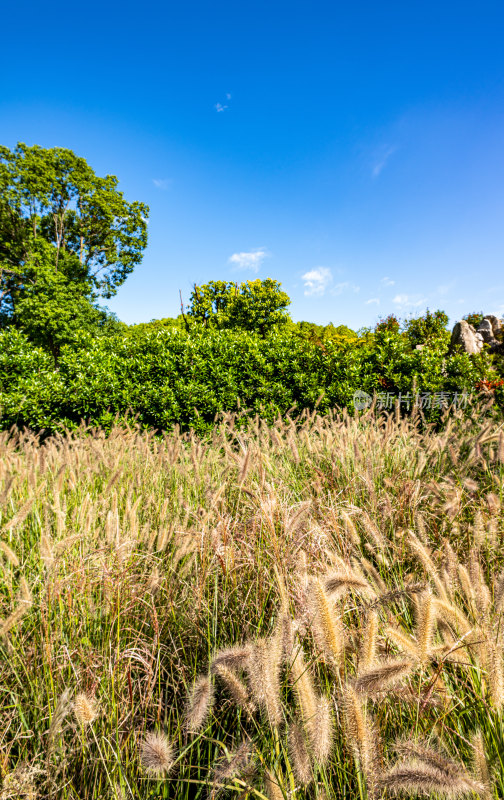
[354,659,413,697]
[184,675,213,733]
[288,722,313,786]
[139,732,175,776]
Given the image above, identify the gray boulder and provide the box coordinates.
[450,320,484,355]
[477,318,495,344]
[476,315,504,353]
[485,315,503,337]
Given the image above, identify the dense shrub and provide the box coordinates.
[1,326,501,434]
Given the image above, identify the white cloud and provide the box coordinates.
[229,249,268,272]
[215,102,228,112]
[381,276,395,287]
[152,178,172,190]
[392,293,427,308]
[226,92,232,100]
[365,298,380,305]
[301,267,332,297]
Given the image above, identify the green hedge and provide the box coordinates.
[0,327,500,434]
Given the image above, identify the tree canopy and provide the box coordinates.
[187,278,291,334]
[0,143,148,358]
[0,142,149,318]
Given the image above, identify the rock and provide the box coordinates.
[476,318,495,344]
[476,315,504,352]
[450,320,484,355]
[485,315,503,337]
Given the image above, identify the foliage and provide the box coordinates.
[0,143,147,363]
[0,325,500,434]
[403,308,450,347]
[9,243,114,362]
[374,314,400,335]
[0,142,149,325]
[1,412,504,799]
[126,315,186,335]
[187,278,291,334]
[463,311,485,328]
[292,320,358,347]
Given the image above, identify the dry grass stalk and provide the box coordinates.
[212,741,252,784]
[310,577,344,668]
[433,599,472,636]
[353,659,413,697]
[214,664,255,718]
[290,647,318,739]
[0,576,33,639]
[47,689,72,758]
[0,541,19,567]
[312,695,334,765]
[184,675,214,733]
[139,732,175,776]
[73,693,97,726]
[408,531,449,603]
[385,626,420,660]
[416,589,436,664]
[378,760,483,798]
[0,762,42,800]
[484,638,504,710]
[211,645,252,673]
[342,685,377,792]
[359,609,378,670]
[246,634,283,726]
[472,731,492,800]
[494,569,504,612]
[264,768,284,800]
[324,572,370,598]
[3,413,504,797]
[288,722,313,786]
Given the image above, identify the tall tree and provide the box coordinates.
[0,143,149,327]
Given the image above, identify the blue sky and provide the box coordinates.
[1,0,504,329]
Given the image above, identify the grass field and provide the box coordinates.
[1,405,504,799]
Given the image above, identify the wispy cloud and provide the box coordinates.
[392,293,427,309]
[301,267,332,297]
[372,146,397,178]
[152,178,172,190]
[381,276,395,287]
[365,298,380,305]
[229,248,268,272]
[331,281,360,296]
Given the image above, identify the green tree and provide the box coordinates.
[0,142,149,328]
[187,278,291,334]
[12,241,125,362]
[403,309,449,347]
